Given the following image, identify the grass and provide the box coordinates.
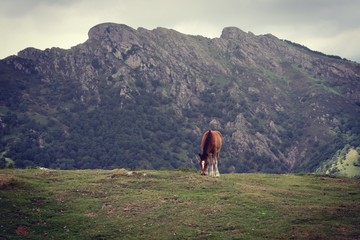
[330,148,360,177]
[0,169,359,239]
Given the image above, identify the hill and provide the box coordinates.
[1,23,360,173]
[0,169,359,239]
[316,145,360,177]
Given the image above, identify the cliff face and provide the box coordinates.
[1,23,360,172]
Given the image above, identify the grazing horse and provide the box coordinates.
[199,130,222,177]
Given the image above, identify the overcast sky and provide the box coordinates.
[1,0,359,62]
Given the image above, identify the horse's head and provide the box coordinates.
[198,153,209,175]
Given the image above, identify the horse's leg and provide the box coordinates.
[215,152,220,177]
[208,154,214,176]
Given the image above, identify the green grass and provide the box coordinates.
[1,169,359,239]
[0,106,8,115]
[212,76,231,87]
[316,147,360,178]
[27,112,49,125]
[330,148,360,177]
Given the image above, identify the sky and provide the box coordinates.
[1,0,360,62]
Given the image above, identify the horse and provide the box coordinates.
[198,130,222,177]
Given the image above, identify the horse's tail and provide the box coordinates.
[202,130,212,154]
[206,130,212,143]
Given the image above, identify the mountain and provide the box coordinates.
[1,22,360,173]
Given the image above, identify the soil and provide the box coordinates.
[15,225,31,236]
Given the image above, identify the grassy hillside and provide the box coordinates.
[1,169,359,239]
[316,146,360,178]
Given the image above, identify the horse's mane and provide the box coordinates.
[201,130,212,158]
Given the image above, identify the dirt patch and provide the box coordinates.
[85,212,97,217]
[31,197,49,204]
[121,200,160,216]
[162,195,183,204]
[15,225,31,236]
[123,204,142,215]
[198,230,211,238]
[109,168,140,178]
[0,174,18,189]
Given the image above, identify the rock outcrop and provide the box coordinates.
[1,23,359,172]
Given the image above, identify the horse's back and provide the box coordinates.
[212,130,222,151]
[201,130,222,152]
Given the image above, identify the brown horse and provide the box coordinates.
[199,130,222,177]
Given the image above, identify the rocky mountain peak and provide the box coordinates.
[88,23,140,47]
[1,23,359,174]
[17,47,44,60]
[220,26,251,40]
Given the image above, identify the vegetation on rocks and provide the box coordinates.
[316,145,360,177]
[1,23,360,173]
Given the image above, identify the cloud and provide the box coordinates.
[299,27,360,60]
[0,0,359,62]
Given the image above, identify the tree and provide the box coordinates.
[0,158,6,169]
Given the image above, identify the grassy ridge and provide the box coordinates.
[316,147,360,178]
[1,169,359,239]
